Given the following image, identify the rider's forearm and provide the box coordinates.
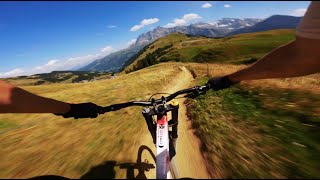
[0,80,70,113]
[228,38,320,82]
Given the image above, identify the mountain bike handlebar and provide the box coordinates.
[101,84,209,113]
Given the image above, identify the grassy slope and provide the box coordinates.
[122,33,189,73]
[1,62,319,178]
[185,63,320,178]
[1,28,319,179]
[123,29,295,72]
[0,63,187,179]
[2,72,111,87]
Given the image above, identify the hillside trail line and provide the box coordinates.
[139,66,211,179]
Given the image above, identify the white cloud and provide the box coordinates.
[127,39,137,47]
[182,13,202,21]
[34,59,61,71]
[202,3,212,8]
[164,23,176,28]
[100,46,114,54]
[34,59,60,71]
[173,19,187,26]
[99,46,115,57]
[107,25,117,29]
[164,13,202,28]
[224,4,232,8]
[47,59,59,66]
[290,8,307,17]
[0,68,24,78]
[64,55,98,69]
[130,25,142,32]
[0,45,117,78]
[130,18,160,31]
[141,18,160,26]
[33,54,104,74]
[164,19,189,28]
[41,46,114,72]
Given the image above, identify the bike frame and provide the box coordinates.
[156,114,170,179]
[102,85,208,179]
[142,101,179,179]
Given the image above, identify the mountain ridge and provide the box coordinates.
[79,15,301,72]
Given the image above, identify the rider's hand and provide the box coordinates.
[54,102,103,119]
[206,76,239,91]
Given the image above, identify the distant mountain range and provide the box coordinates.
[79,15,302,72]
[135,18,262,45]
[227,15,302,36]
[78,43,147,72]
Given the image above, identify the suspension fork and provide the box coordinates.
[142,104,179,143]
[142,108,157,144]
[170,102,179,140]
[169,102,179,160]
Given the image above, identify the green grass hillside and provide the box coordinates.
[123,29,295,73]
[185,63,320,178]
[1,28,319,179]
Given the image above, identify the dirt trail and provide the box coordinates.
[140,66,211,179]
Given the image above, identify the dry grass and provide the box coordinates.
[0,62,187,179]
[4,78,42,87]
[1,62,319,178]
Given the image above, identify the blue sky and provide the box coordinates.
[0,1,311,77]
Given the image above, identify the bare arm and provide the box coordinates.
[228,36,320,82]
[228,1,320,82]
[0,80,70,113]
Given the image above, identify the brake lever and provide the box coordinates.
[184,92,202,99]
[184,93,195,98]
[184,86,208,99]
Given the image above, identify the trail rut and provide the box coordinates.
[140,66,211,179]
